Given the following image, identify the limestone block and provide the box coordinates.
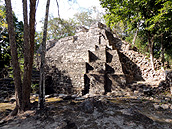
[165,70,172,94]
[64,50,89,63]
[87,62,106,74]
[69,73,84,87]
[58,62,86,74]
[106,63,123,74]
[86,74,105,95]
[88,50,106,62]
[105,74,126,93]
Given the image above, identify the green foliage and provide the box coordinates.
[34,31,43,52]
[74,11,93,27]
[100,0,172,66]
[31,83,39,94]
[125,31,149,56]
[37,6,104,41]
[73,6,104,28]
[39,16,77,40]
[0,5,24,72]
[0,5,7,32]
[47,17,76,39]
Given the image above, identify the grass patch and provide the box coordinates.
[0,103,15,112]
[45,97,63,102]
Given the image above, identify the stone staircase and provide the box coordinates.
[83,44,126,96]
[41,22,168,96]
[0,68,40,102]
[0,78,14,102]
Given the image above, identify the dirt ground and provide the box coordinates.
[0,95,172,129]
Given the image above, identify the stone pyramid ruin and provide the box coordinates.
[36,22,165,96]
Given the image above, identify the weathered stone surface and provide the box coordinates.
[36,22,167,96]
[87,74,105,95]
[37,22,126,95]
[115,42,165,82]
[80,98,94,113]
[165,70,172,94]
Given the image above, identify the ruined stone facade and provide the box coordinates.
[37,22,126,95]
[37,22,165,95]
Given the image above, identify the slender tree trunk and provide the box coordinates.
[150,43,154,70]
[39,0,50,109]
[148,32,155,70]
[5,0,23,114]
[132,28,138,45]
[29,0,36,76]
[21,0,36,111]
[160,33,164,67]
[132,22,140,45]
[28,0,36,108]
[22,0,31,111]
[0,45,2,68]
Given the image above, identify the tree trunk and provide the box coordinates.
[148,32,155,70]
[150,44,154,70]
[160,33,164,67]
[21,0,37,111]
[132,22,140,45]
[29,0,36,80]
[5,0,23,114]
[5,0,37,114]
[22,0,31,111]
[39,0,50,109]
[27,0,37,109]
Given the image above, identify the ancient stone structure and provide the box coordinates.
[165,70,172,94]
[37,22,166,96]
[37,22,126,95]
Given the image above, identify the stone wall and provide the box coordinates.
[165,70,172,94]
[113,40,165,82]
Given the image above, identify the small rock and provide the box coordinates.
[10,98,16,103]
[36,120,41,124]
[53,93,58,97]
[132,111,154,124]
[75,97,85,101]
[33,94,39,98]
[63,95,73,100]
[4,98,9,103]
[169,105,172,110]
[71,94,78,98]
[149,97,154,100]
[153,103,160,109]
[0,120,6,125]
[160,104,170,110]
[58,94,68,98]
[62,120,77,129]
[45,95,52,98]
[80,98,94,113]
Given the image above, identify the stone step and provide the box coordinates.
[95,44,107,51]
[88,50,106,63]
[105,74,126,94]
[86,62,106,74]
[85,73,105,95]
[86,62,123,74]
[106,63,123,74]
[106,49,120,63]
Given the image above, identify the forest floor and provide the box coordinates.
[0,94,172,129]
